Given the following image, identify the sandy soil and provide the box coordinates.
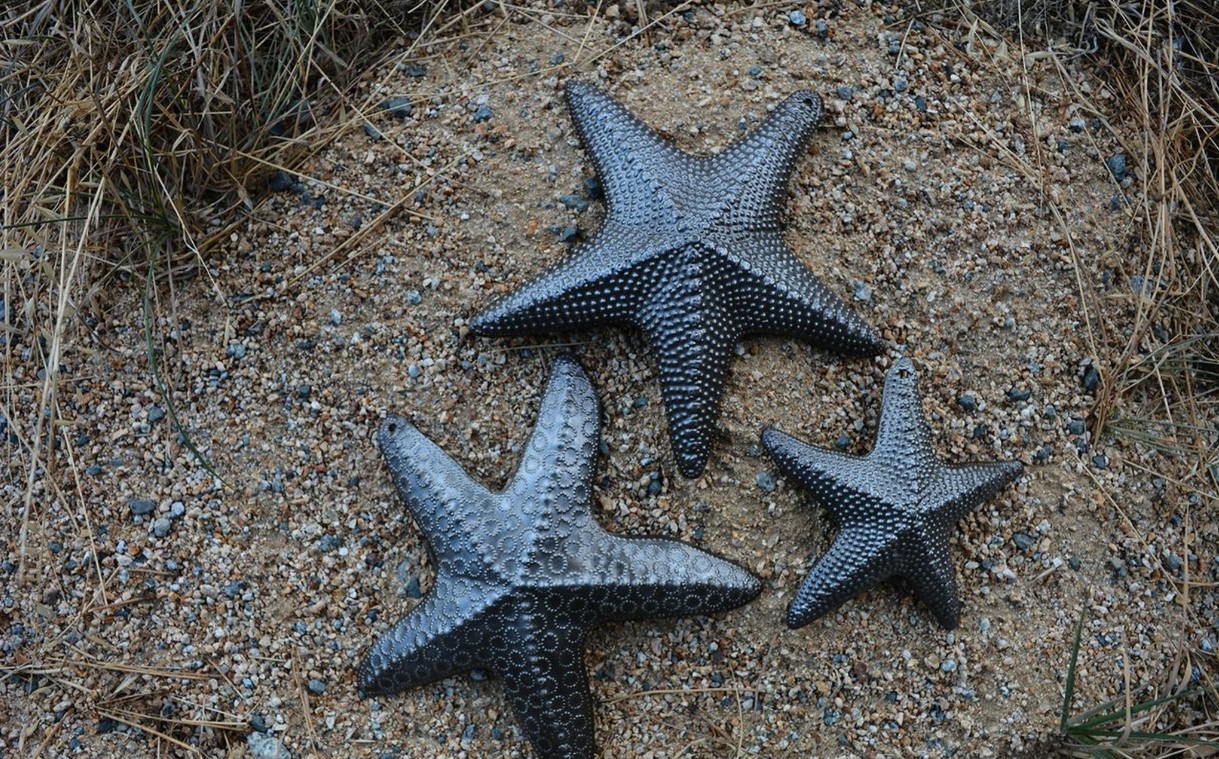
[4,2,1213,758]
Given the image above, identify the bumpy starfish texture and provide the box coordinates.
[358,355,761,759]
[470,80,885,478]
[762,358,1023,630]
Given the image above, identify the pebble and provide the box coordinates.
[307,679,326,695]
[1068,115,1085,132]
[1012,533,1034,551]
[398,62,426,77]
[147,405,165,423]
[1106,153,1128,180]
[1081,364,1100,392]
[247,731,291,759]
[152,517,173,538]
[128,498,155,516]
[755,471,776,493]
[560,194,589,213]
[268,170,295,193]
[788,10,806,26]
[1007,387,1031,402]
[407,289,422,305]
[380,97,413,119]
[957,394,978,412]
[473,104,494,122]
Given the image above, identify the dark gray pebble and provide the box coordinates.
[307,679,326,695]
[1067,419,1086,435]
[1008,387,1032,402]
[473,104,493,122]
[957,393,978,412]
[560,194,589,213]
[269,170,295,193]
[1012,532,1034,551]
[398,62,426,77]
[380,97,413,119]
[1082,364,1100,392]
[1092,454,1108,468]
[128,498,155,516]
[1106,153,1128,180]
[147,405,165,423]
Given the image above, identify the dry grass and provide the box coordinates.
[938,0,1219,754]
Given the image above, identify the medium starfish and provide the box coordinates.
[358,355,761,759]
[761,358,1023,630]
[470,80,884,478]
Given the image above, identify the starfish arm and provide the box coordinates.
[506,355,600,538]
[640,279,738,478]
[902,542,963,629]
[377,416,494,568]
[930,460,1024,524]
[469,230,663,337]
[710,90,825,231]
[786,528,903,628]
[357,573,505,696]
[495,606,596,759]
[564,80,682,227]
[871,358,934,458]
[724,236,885,355]
[762,426,898,511]
[572,534,761,622]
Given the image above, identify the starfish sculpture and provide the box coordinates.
[358,355,761,759]
[470,80,884,478]
[761,358,1023,630]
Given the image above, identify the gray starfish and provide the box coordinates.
[358,355,761,759]
[761,358,1023,630]
[470,80,884,479]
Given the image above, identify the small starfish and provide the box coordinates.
[471,80,884,478]
[358,355,761,759]
[762,358,1023,630]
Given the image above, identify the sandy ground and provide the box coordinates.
[4,2,1214,757]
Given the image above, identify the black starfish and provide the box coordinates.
[470,80,884,478]
[358,355,761,759]
[762,358,1023,630]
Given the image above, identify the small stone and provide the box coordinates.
[836,84,852,101]
[815,19,829,39]
[380,97,413,119]
[582,176,602,199]
[755,471,776,493]
[834,434,851,450]
[940,659,957,672]
[128,498,155,516]
[1069,557,1081,571]
[1106,153,1128,180]
[560,194,589,213]
[86,464,104,476]
[1007,387,1032,402]
[363,122,381,140]
[852,281,871,302]
[247,731,290,759]
[295,385,311,401]
[556,225,578,242]
[1092,454,1108,469]
[1068,115,1085,132]
[1012,533,1034,551]
[893,77,908,93]
[473,104,493,123]
[398,62,426,77]
[269,170,295,193]
[788,10,806,26]
[407,290,422,305]
[1067,419,1086,435]
[152,517,173,538]
[307,679,326,695]
[1034,445,1052,462]
[147,405,165,423]
[550,53,565,66]
[250,714,270,733]
[957,394,978,413]
[226,343,247,360]
[1081,364,1100,392]
[328,309,342,326]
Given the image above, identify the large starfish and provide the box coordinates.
[762,358,1023,630]
[470,80,884,478]
[358,355,761,759]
